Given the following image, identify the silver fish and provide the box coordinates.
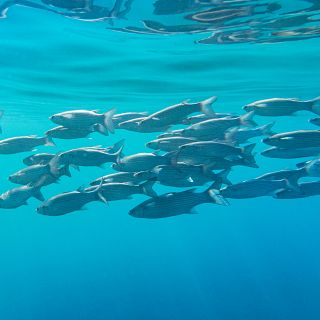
[221,179,289,199]
[137,96,217,127]
[263,130,320,148]
[46,124,107,139]
[0,184,44,209]
[225,122,275,144]
[243,97,320,116]
[261,146,320,159]
[90,171,148,186]
[0,135,55,154]
[181,113,235,125]
[275,181,320,199]
[146,137,197,152]
[112,152,173,172]
[23,153,55,166]
[112,112,148,128]
[118,117,170,133]
[85,180,157,201]
[129,183,228,219]
[49,108,115,133]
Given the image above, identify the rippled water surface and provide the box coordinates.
[1,1,320,320]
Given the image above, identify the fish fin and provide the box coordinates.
[285,178,300,192]
[71,164,80,171]
[61,165,72,177]
[187,176,194,183]
[240,111,256,127]
[140,179,157,197]
[103,108,117,134]
[242,143,256,156]
[296,160,309,168]
[208,189,229,206]
[44,135,55,146]
[98,192,108,204]
[77,185,86,193]
[261,122,276,136]
[32,189,45,202]
[310,96,320,115]
[243,158,259,168]
[93,123,109,136]
[109,139,125,153]
[217,169,232,185]
[200,96,217,116]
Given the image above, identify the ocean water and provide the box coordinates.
[1,1,320,319]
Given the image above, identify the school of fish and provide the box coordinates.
[1,95,320,218]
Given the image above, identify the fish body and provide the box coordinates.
[129,185,227,219]
[0,185,44,209]
[261,146,320,159]
[256,168,305,187]
[182,113,235,125]
[275,181,320,199]
[221,179,288,199]
[49,109,115,133]
[118,117,170,133]
[23,153,55,166]
[112,112,148,127]
[263,130,320,148]
[0,135,54,154]
[138,96,217,127]
[46,124,107,139]
[90,171,147,186]
[146,137,196,152]
[112,152,172,172]
[243,97,320,116]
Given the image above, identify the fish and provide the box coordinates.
[85,179,157,201]
[89,171,148,186]
[274,181,320,199]
[46,124,107,139]
[296,158,320,178]
[0,135,55,154]
[146,137,197,152]
[181,112,256,139]
[243,97,320,116]
[263,130,320,148]
[157,129,184,139]
[9,163,71,186]
[112,112,148,128]
[23,153,55,166]
[137,96,217,127]
[261,146,320,159]
[112,152,174,172]
[36,184,106,216]
[129,183,228,219]
[177,141,257,165]
[135,164,231,188]
[181,113,236,125]
[0,183,44,209]
[118,117,170,133]
[225,122,275,144]
[51,145,123,170]
[49,108,116,133]
[220,179,289,199]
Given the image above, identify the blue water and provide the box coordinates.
[1,1,320,319]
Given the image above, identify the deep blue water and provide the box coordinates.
[1,1,320,319]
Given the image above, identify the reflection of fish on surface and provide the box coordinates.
[0,0,134,21]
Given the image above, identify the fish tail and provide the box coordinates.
[140,179,157,197]
[48,154,63,177]
[44,135,55,146]
[61,165,72,178]
[240,111,257,127]
[242,143,256,157]
[217,169,232,185]
[200,96,217,116]
[261,122,276,136]
[103,108,116,134]
[93,123,109,136]
[310,96,320,115]
[31,187,45,202]
[283,178,300,192]
[114,145,124,164]
[109,139,125,153]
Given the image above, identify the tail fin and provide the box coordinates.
[242,143,256,157]
[217,169,232,185]
[240,111,257,127]
[296,160,310,168]
[113,145,124,164]
[59,165,71,178]
[32,187,45,202]
[242,157,259,168]
[200,96,217,116]
[108,139,125,153]
[44,135,55,146]
[284,178,300,192]
[140,179,157,197]
[260,122,275,136]
[103,108,116,134]
[93,124,109,136]
[48,154,63,177]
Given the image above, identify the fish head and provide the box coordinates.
[129,204,146,218]
[23,155,34,166]
[243,105,255,112]
[36,204,48,215]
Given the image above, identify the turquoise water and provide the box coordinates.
[1,1,320,319]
